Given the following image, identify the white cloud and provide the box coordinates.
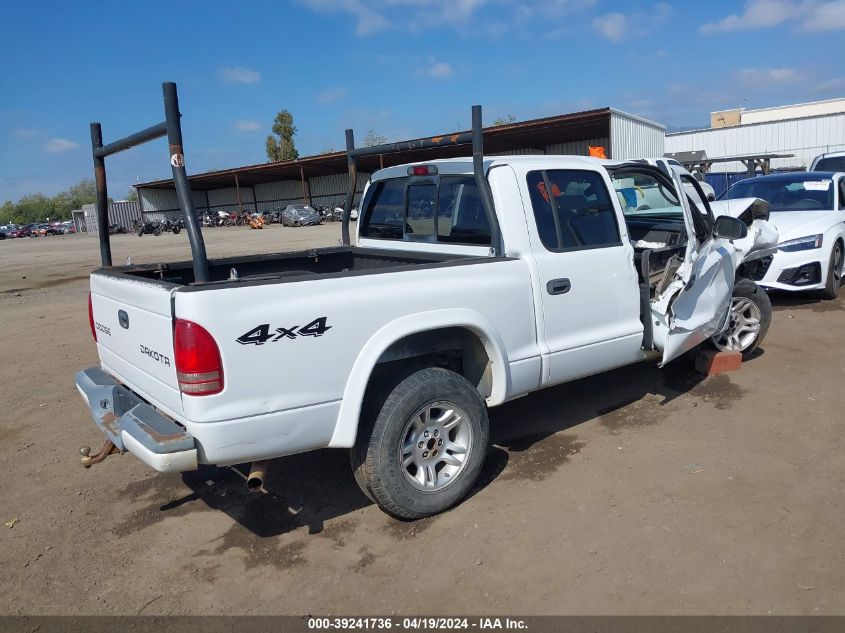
[592,12,627,41]
[299,0,604,36]
[316,86,349,103]
[219,66,261,84]
[425,57,454,78]
[233,120,261,132]
[592,3,673,41]
[817,77,845,91]
[701,0,845,34]
[43,138,79,152]
[299,0,391,36]
[13,128,42,139]
[800,0,845,30]
[735,67,800,84]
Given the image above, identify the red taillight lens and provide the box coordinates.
[88,293,97,341]
[173,319,223,396]
[407,165,438,176]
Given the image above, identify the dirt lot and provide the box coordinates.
[0,226,842,615]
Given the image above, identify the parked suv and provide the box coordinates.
[810,151,845,172]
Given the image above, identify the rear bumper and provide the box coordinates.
[75,367,198,472]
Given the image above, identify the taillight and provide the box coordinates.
[407,165,438,176]
[173,319,223,396]
[88,293,97,341]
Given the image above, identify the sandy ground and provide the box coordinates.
[0,226,842,615]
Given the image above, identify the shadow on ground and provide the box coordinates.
[111,349,724,540]
[768,289,843,313]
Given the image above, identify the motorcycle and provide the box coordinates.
[132,218,157,236]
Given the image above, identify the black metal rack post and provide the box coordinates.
[89,82,209,282]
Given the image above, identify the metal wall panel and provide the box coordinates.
[665,112,845,173]
[610,110,666,159]
[253,180,302,210]
[491,148,545,156]
[309,173,371,208]
[139,188,180,212]
[207,187,253,209]
[545,138,609,155]
[81,201,142,235]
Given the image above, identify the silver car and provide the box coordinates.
[281,204,322,227]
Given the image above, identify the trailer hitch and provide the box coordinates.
[79,438,120,468]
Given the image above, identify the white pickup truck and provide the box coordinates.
[76,91,777,519]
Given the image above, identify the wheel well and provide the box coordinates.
[370,327,493,399]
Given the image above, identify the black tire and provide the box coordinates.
[350,367,489,520]
[711,278,772,360]
[172,227,181,235]
[820,240,843,300]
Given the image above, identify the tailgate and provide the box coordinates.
[90,273,184,420]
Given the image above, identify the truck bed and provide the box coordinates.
[97,246,489,288]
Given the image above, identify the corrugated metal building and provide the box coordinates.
[667,99,845,174]
[136,107,665,218]
[82,201,142,235]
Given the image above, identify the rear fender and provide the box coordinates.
[328,309,510,448]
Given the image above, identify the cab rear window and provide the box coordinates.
[361,176,491,245]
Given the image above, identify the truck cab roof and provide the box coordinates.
[371,155,609,181]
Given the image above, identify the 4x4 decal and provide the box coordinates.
[236,317,331,346]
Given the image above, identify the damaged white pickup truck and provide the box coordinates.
[76,85,777,519]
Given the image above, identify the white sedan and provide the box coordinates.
[719,172,845,299]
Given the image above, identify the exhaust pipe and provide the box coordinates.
[247,460,268,492]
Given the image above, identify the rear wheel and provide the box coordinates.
[711,279,772,359]
[350,367,489,520]
[821,241,843,300]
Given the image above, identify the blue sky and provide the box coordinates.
[1,0,844,202]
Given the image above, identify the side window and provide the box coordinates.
[526,170,621,251]
[610,171,681,218]
[839,180,845,210]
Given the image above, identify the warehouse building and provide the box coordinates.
[665,98,845,183]
[135,108,665,220]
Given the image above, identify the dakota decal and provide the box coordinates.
[140,344,171,367]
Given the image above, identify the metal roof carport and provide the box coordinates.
[135,107,665,219]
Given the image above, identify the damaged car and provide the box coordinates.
[719,172,845,299]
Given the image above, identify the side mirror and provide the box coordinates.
[693,171,703,182]
[713,215,748,241]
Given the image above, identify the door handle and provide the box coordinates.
[546,278,571,295]
[118,310,129,329]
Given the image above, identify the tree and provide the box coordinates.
[265,110,298,162]
[363,129,388,147]
[68,179,96,203]
[127,188,139,202]
[492,114,517,126]
[0,177,100,224]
